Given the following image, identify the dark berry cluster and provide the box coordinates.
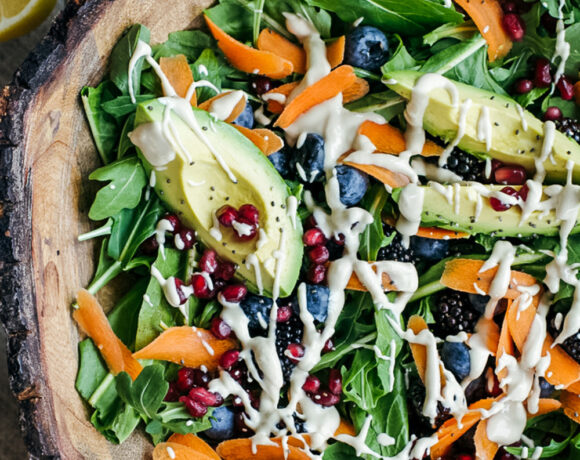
[548,311,580,363]
[275,314,304,382]
[555,118,580,145]
[433,291,479,337]
[443,149,486,182]
[377,225,415,263]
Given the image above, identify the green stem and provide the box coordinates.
[253,0,266,45]
[88,373,115,407]
[78,219,113,241]
[72,261,123,309]
[409,280,445,302]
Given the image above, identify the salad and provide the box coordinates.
[74,0,580,458]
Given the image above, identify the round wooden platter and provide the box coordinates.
[0,0,214,457]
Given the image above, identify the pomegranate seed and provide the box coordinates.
[164,382,180,402]
[252,75,275,95]
[308,245,330,265]
[487,373,502,397]
[304,215,317,229]
[302,375,321,393]
[287,343,305,363]
[277,305,293,322]
[234,411,254,436]
[514,79,533,94]
[518,183,529,201]
[211,317,232,339]
[333,233,345,246]
[502,1,517,13]
[163,214,181,233]
[217,205,238,227]
[323,338,335,353]
[220,350,240,369]
[490,186,519,212]
[199,249,218,274]
[232,396,244,407]
[311,390,340,407]
[494,165,527,185]
[221,284,248,303]
[238,204,260,226]
[176,367,196,393]
[491,159,504,173]
[534,58,552,88]
[328,369,342,395]
[140,235,159,255]
[307,264,327,284]
[497,451,517,460]
[228,365,247,382]
[457,455,475,460]
[248,390,260,409]
[191,273,212,298]
[173,278,190,305]
[191,368,210,388]
[544,106,562,121]
[502,13,525,41]
[176,228,195,250]
[303,228,326,247]
[189,387,221,406]
[180,395,208,417]
[233,219,258,241]
[214,261,236,281]
[557,76,575,100]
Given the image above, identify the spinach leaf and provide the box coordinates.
[152,30,214,61]
[359,184,391,261]
[116,364,169,420]
[195,299,222,329]
[135,249,187,350]
[81,82,121,165]
[101,94,155,120]
[306,0,463,36]
[423,21,478,46]
[107,278,149,349]
[262,0,332,38]
[146,403,213,443]
[345,91,405,122]
[191,49,230,102]
[382,35,419,73]
[109,24,151,95]
[76,339,109,400]
[117,113,136,160]
[204,0,255,42]
[89,157,147,221]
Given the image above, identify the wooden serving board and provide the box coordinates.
[0,0,213,457]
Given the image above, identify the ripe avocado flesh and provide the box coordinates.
[420,184,579,237]
[385,70,580,183]
[132,98,303,297]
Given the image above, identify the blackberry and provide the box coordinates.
[555,118,580,145]
[407,375,451,429]
[275,315,304,382]
[548,310,580,363]
[377,225,415,262]
[443,149,486,182]
[434,291,478,337]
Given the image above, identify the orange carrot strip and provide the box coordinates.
[477,317,500,356]
[257,29,306,74]
[74,289,142,380]
[415,227,469,239]
[407,315,446,387]
[198,91,247,123]
[560,391,580,423]
[497,302,515,382]
[275,65,357,128]
[133,326,237,371]
[474,420,499,460]
[440,259,537,298]
[216,438,310,460]
[233,125,284,156]
[326,36,345,68]
[529,398,561,418]
[343,160,411,189]
[154,442,216,460]
[431,398,498,459]
[452,0,512,62]
[264,82,299,113]
[542,335,580,391]
[159,55,196,106]
[342,77,370,104]
[346,266,397,292]
[505,294,538,351]
[358,121,443,157]
[205,16,293,79]
[167,434,219,459]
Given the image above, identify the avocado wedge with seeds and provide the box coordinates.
[419,184,580,237]
[384,70,580,183]
[131,98,303,297]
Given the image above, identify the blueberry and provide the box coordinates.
[441,341,471,382]
[268,147,292,178]
[468,293,490,314]
[410,237,450,261]
[539,377,554,398]
[344,26,389,72]
[204,406,235,441]
[232,101,254,129]
[335,165,369,206]
[240,294,273,330]
[293,133,325,183]
[292,284,330,322]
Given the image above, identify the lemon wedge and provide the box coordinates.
[0,0,56,42]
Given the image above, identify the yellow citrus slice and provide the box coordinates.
[0,0,56,42]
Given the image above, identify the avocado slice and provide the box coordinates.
[419,184,579,237]
[132,98,303,297]
[384,70,580,183]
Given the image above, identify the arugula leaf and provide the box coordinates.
[195,299,222,329]
[345,91,405,122]
[89,157,147,221]
[382,35,420,73]
[76,339,109,400]
[423,21,478,46]
[152,30,214,61]
[107,278,149,349]
[81,82,121,165]
[306,0,463,36]
[101,94,155,120]
[515,87,549,108]
[262,0,332,38]
[205,0,256,42]
[117,113,136,160]
[191,49,233,102]
[109,24,151,95]
[116,364,169,420]
[359,184,391,261]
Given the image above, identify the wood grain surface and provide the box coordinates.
[0,0,213,458]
